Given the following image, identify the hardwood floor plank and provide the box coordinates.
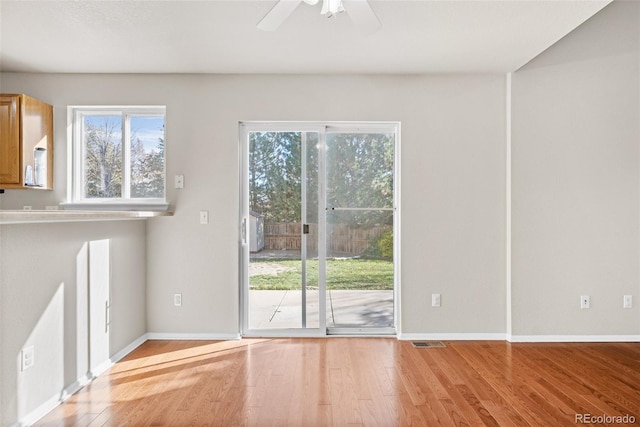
[394,348,455,424]
[388,392,429,426]
[392,355,427,406]
[33,339,640,427]
[538,345,640,416]
[414,347,487,425]
[329,367,363,426]
[452,345,538,426]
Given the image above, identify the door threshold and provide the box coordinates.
[242,329,326,338]
[327,327,396,336]
[242,327,397,338]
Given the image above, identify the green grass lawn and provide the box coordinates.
[249,258,393,290]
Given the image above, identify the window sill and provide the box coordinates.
[0,209,173,225]
[60,201,171,212]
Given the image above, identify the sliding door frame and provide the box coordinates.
[324,123,399,335]
[239,121,401,337]
[240,123,326,337]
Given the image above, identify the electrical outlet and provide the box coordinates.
[200,210,209,225]
[21,346,35,371]
[23,206,32,211]
[174,293,182,307]
[174,174,184,189]
[624,295,632,309]
[580,295,590,309]
[432,293,441,307]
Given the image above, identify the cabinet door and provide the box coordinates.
[0,95,21,185]
[22,95,54,189]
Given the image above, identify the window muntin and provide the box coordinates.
[72,107,166,205]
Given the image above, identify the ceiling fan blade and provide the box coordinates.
[343,0,381,34]
[257,0,303,31]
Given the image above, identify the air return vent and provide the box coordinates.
[412,341,446,349]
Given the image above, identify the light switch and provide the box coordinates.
[21,346,35,371]
[581,295,590,309]
[432,293,441,307]
[175,174,184,189]
[200,210,209,224]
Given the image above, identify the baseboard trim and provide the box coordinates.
[398,333,640,343]
[89,333,150,378]
[59,374,91,401]
[90,359,114,379]
[111,333,150,363]
[16,333,148,427]
[398,333,507,341]
[147,332,241,341]
[508,334,640,343]
[14,394,61,427]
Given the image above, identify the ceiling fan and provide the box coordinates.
[257,0,382,34]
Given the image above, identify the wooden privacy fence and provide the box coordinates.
[263,222,390,255]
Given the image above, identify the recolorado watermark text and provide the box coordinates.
[575,414,636,424]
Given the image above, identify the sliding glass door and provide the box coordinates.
[240,123,398,336]
[325,129,395,334]
[241,128,322,334]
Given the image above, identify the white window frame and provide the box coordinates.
[65,106,168,211]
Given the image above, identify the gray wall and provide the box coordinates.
[0,220,146,426]
[3,1,640,425]
[511,0,640,336]
[0,72,507,341]
[0,2,640,423]
[3,1,640,422]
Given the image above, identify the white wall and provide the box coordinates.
[511,0,640,337]
[0,72,507,341]
[0,220,146,426]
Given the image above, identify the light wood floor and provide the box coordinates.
[35,339,640,426]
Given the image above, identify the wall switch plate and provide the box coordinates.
[580,295,590,309]
[175,174,184,189]
[200,210,209,224]
[624,295,632,309]
[432,293,441,307]
[174,293,182,307]
[21,345,35,371]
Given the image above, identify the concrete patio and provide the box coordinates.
[248,290,394,330]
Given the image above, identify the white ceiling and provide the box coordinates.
[0,0,611,74]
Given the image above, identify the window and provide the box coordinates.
[68,106,167,210]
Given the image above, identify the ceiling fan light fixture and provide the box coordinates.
[320,0,345,18]
[257,0,380,33]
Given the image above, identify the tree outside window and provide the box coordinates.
[77,108,165,202]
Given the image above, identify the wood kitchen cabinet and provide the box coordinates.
[0,94,53,190]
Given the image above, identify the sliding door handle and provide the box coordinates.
[241,218,247,245]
